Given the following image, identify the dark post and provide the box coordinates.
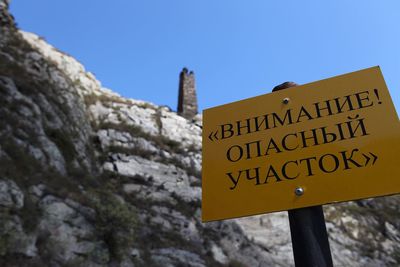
[272,82,333,267]
[288,206,333,267]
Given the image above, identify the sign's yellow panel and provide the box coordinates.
[202,66,400,222]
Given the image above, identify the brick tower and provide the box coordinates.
[177,67,198,119]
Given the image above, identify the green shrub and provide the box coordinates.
[225,260,248,267]
[91,190,137,260]
[84,93,131,107]
[107,145,155,159]
[96,121,146,139]
[95,121,184,155]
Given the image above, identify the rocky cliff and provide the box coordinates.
[1,2,399,266]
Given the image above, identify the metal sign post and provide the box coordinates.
[273,82,333,267]
[288,206,333,267]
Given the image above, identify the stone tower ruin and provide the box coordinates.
[177,67,198,119]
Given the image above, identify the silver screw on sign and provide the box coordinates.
[295,187,304,196]
[283,97,290,104]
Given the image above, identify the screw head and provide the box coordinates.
[283,98,290,104]
[295,187,304,196]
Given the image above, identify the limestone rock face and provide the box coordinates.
[1,3,400,267]
[0,179,24,209]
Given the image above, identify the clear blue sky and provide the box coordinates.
[10,1,400,114]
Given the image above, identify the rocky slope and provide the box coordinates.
[1,1,399,266]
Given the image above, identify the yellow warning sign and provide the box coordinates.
[202,66,400,222]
